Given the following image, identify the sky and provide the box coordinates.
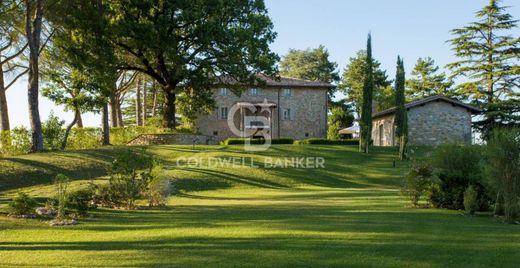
[5,0,520,128]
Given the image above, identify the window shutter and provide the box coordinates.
[290,108,295,121]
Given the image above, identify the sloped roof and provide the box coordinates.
[372,95,483,118]
[218,74,335,89]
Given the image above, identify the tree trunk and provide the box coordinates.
[62,108,80,150]
[136,78,143,126]
[151,80,157,117]
[162,84,176,129]
[142,79,147,126]
[109,92,119,128]
[0,65,10,131]
[25,0,44,152]
[76,112,83,128]
[117,101,124,127]
[101,103,110,145]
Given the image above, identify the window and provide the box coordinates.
[281,88,292,97]
[213,131,218,136]
[248,88,259,96]
[219,107,228,120]
[219,88,229,96]
[282,108,292,120]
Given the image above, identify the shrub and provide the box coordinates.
[107,150,154,209]
[401,161,435,207]
[464,185,479,215]
[486,128,520,223]
[146,166,171,207]
[0,127,32,155]
[42,113,65,151]
[54,174,69,219]
[8,192,37,216]
[67,189,94,216]
[66,128,101,150]
[294,138,359,145]
[222,138,294,145]
[430,145,491,210]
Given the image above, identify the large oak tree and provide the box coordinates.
[109,0,279,129]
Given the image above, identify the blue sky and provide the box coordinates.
[6,0,520,127]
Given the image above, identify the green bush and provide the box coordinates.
[294,138,359,145]
[42,113,65,151]
[107,150,155,209]
[222,138,294,145]
[66,128,101,150]
[0,127,32,155]
[67,189,94,216]
[54,174,69,219]
[464,185,479,215]
[401,161,435,207]
[146,166,171,207]
[430,145,491,211]
[8,192,37,216]
[486,128,520,223]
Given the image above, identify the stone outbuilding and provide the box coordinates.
[371,95,482,146]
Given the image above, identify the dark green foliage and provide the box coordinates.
[280,45,339,101]
[107,150,155,209]
[447,0,520,135]
[42,113,65,151]
[8,192,37,216]
[464,185,479,215]
[67,189,95,216]
[406,57,454,100]
[146,165,171,207]
[338,50,392,115]
[359,34,374,153]
[401,161,435,207]
[294,139,359,145]
[394,56,408,160]
[327,106,355,140]
[223,138,294,145]
[430,145,491,210]
[486,128,520,223]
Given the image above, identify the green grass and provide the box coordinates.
[0,145,518,267]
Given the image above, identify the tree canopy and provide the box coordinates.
[406,57,454,100]
[280,45,339,100]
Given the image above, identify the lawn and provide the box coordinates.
[0,145,519,267]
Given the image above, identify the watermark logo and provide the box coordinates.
[174,156,325,169]
[227,99,273,151]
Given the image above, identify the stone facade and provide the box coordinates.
[195,87,328,142]
[372,101,474,146]
[127,134,215,145]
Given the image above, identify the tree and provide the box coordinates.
[338,50,392,116]
[0,1,27,132]
[394,56,408,160]
[406,57,454,100]
[327,105,354,140]
[359,34,374,153]
[24,0,45,152]
[447,0,520,136]
[109,0,279,129]
[280,45,339,101]
[110,71,137,128]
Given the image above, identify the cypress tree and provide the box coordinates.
[394,56,408,160]
[359,34,374,153]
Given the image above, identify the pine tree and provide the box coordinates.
[394,57,408,160]
[406,57,454,100]
[447,0,520,136]
[359,34,374,153]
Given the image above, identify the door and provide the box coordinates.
[379,124,384,146]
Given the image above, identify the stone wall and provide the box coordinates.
[408,101,472,145]
[195,87,328,142]
[127,134,215,145]
[372,101,473,146]
[372,114,395,146]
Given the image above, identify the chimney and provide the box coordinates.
[371,100,378,115]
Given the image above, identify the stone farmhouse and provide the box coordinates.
[195,75,333,142]
[371,95,482,146]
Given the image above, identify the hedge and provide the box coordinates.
[294,138,359,145]
[222,138,295,145]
